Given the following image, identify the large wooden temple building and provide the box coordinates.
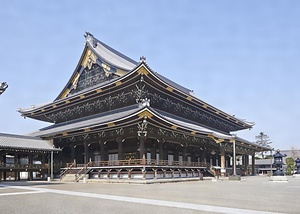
[17,32,267,181]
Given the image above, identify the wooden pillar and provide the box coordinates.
[28,154,33,181]
[191,149,196,163]
[84,142,89,164]
[183,147,187,162]
[58,150,63,169]
[206,153,211,165]
[14,154,18,181]
[14,154,18,165]
[150,144,156,160]
[212,155,216,166]
[226,156,229,167]
[252,154,255,175]
[159,140,164,161]
[14,171,18,181]
[174,148,179,162]
[243,155,248,175]
[200,151,205,163]
[2,154,6,181]
[117,139,123,160]
[246,155,249,175]
[139,137,145,159]
[221,148,226,176]
[41,154,46,165]
[100,141,105,161]
[70,146,75,163]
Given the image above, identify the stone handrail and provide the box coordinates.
[75,161,92,182]
[60,162,76,180]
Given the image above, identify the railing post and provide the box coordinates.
[142,167,146,180]
[142,154,146,165]
[117,169,121,179]
[162,169,166,178]
[127,169,132,179]
[153,169,157,179]
[170,169,174,178]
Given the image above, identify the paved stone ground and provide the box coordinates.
[0,176,299,214]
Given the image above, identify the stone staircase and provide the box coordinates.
[60,173,77,182]
[60,162,92,182]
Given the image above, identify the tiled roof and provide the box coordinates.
[87,34,137,71]
[0,133,60,151]
[87,33,194,95]
[30,105,143,137]
[153,109,232,139]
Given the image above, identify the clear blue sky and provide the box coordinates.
[0,0,299,150]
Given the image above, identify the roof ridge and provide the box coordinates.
[85,32,138,66]
[0,133,42,140]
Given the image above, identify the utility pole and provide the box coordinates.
[270,148,274,176]
[233,138,237,176]
[51,151,54,180]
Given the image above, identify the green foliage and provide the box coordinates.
[286,168,292,175]
[255,132,272,158]
[286,157,295,175]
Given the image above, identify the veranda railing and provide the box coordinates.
[63,159,211,168]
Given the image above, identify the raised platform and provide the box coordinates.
[269,176,288,182]
[60,160,216,182]
[86,177,212,184]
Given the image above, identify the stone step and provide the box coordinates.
[61,174,76,182]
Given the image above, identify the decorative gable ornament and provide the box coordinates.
[82,49,97,70]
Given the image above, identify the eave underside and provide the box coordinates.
[29,105,266,154]
[19,65,251,133]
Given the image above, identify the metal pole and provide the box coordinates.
[270,149,273,176]
[233,138,237,176]
[51,151,54,180]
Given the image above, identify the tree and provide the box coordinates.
[290,146,299,160]
[286,157,295,175]
[255,132,272,158]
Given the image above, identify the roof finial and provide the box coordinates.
[84,32,94,38]
[140,56,146,63]
[0,82,8,95]
[84,32,97,48]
